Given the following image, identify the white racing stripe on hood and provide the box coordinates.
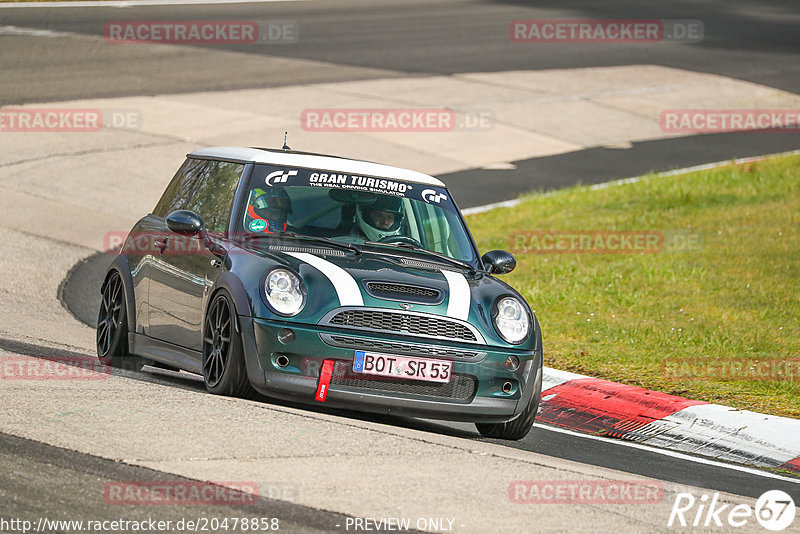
[286,252,364,306]
[441,269,470,321]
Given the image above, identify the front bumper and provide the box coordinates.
[242,316,542,424]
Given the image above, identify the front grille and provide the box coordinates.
[367,282,439,299]
[327,309,477,342]
[331,361,476,401]
[323,334,484,361]
[365,282,442,304]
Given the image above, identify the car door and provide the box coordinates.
[136,157,208,335]
[147,159,245,355]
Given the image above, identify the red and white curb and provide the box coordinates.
[539,368,800,475]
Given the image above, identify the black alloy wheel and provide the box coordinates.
[202,291,255,399]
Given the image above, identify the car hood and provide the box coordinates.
[234,243,535,349]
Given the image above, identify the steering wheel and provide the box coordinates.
[379,235,424,248]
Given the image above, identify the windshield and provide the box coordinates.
[236,164,478,264]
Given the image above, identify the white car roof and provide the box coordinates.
[189,146,445,187]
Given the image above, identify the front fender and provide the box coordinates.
[105,254,136,335]
[205,272,267,388]
[211,271,253,319]
[513,314,543,415]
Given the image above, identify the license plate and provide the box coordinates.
[352,350,451,383]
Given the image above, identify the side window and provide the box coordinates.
[183,160,245,235]
[152,158,208,217]
[413,202,471,259]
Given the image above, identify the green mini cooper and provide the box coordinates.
[97,147,543,439]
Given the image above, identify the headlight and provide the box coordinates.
[493,296,530,344]
[265,269,305,316]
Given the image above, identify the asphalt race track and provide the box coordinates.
[3,0,800,100]
[0,432,358,534]
[4,0,800,192]
[4,0,800,206]
[3,0,800,532]
[4,333,800,510]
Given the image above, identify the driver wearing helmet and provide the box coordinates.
[245,187,293,234]
[355,195,404,242]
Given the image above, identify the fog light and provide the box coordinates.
[278,328,295,345]
[505,355,520,371]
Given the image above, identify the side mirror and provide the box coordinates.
[481,250,517,275]
[166,210,204,234]
[166,210,226,258]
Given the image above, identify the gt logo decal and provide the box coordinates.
[421,189,448,204]
[265,169,299,186]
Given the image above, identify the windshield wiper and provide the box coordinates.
[247,232,361,255]
[364,241,475,274]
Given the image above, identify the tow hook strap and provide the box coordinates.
[315,359,335,402]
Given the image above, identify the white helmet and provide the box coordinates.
[356,195,404,242]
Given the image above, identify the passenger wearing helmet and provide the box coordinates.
[355,195,404,242]
[245,187,293,234]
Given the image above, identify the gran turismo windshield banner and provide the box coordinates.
[249,165,457,212]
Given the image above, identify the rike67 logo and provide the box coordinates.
[668,490,796,531]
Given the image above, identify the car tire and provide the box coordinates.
[96,270,144,372]
[475,362,542,440]
[202,290,256,399]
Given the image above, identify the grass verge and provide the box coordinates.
[467,153,800,418]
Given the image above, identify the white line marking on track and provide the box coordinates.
[0,25,89,38]
[536,423,800,485]
[461,198,521,216]
[541,366,589,391]
[462,148,800,216]
[588,148,800,191]
[647,404,800,465]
